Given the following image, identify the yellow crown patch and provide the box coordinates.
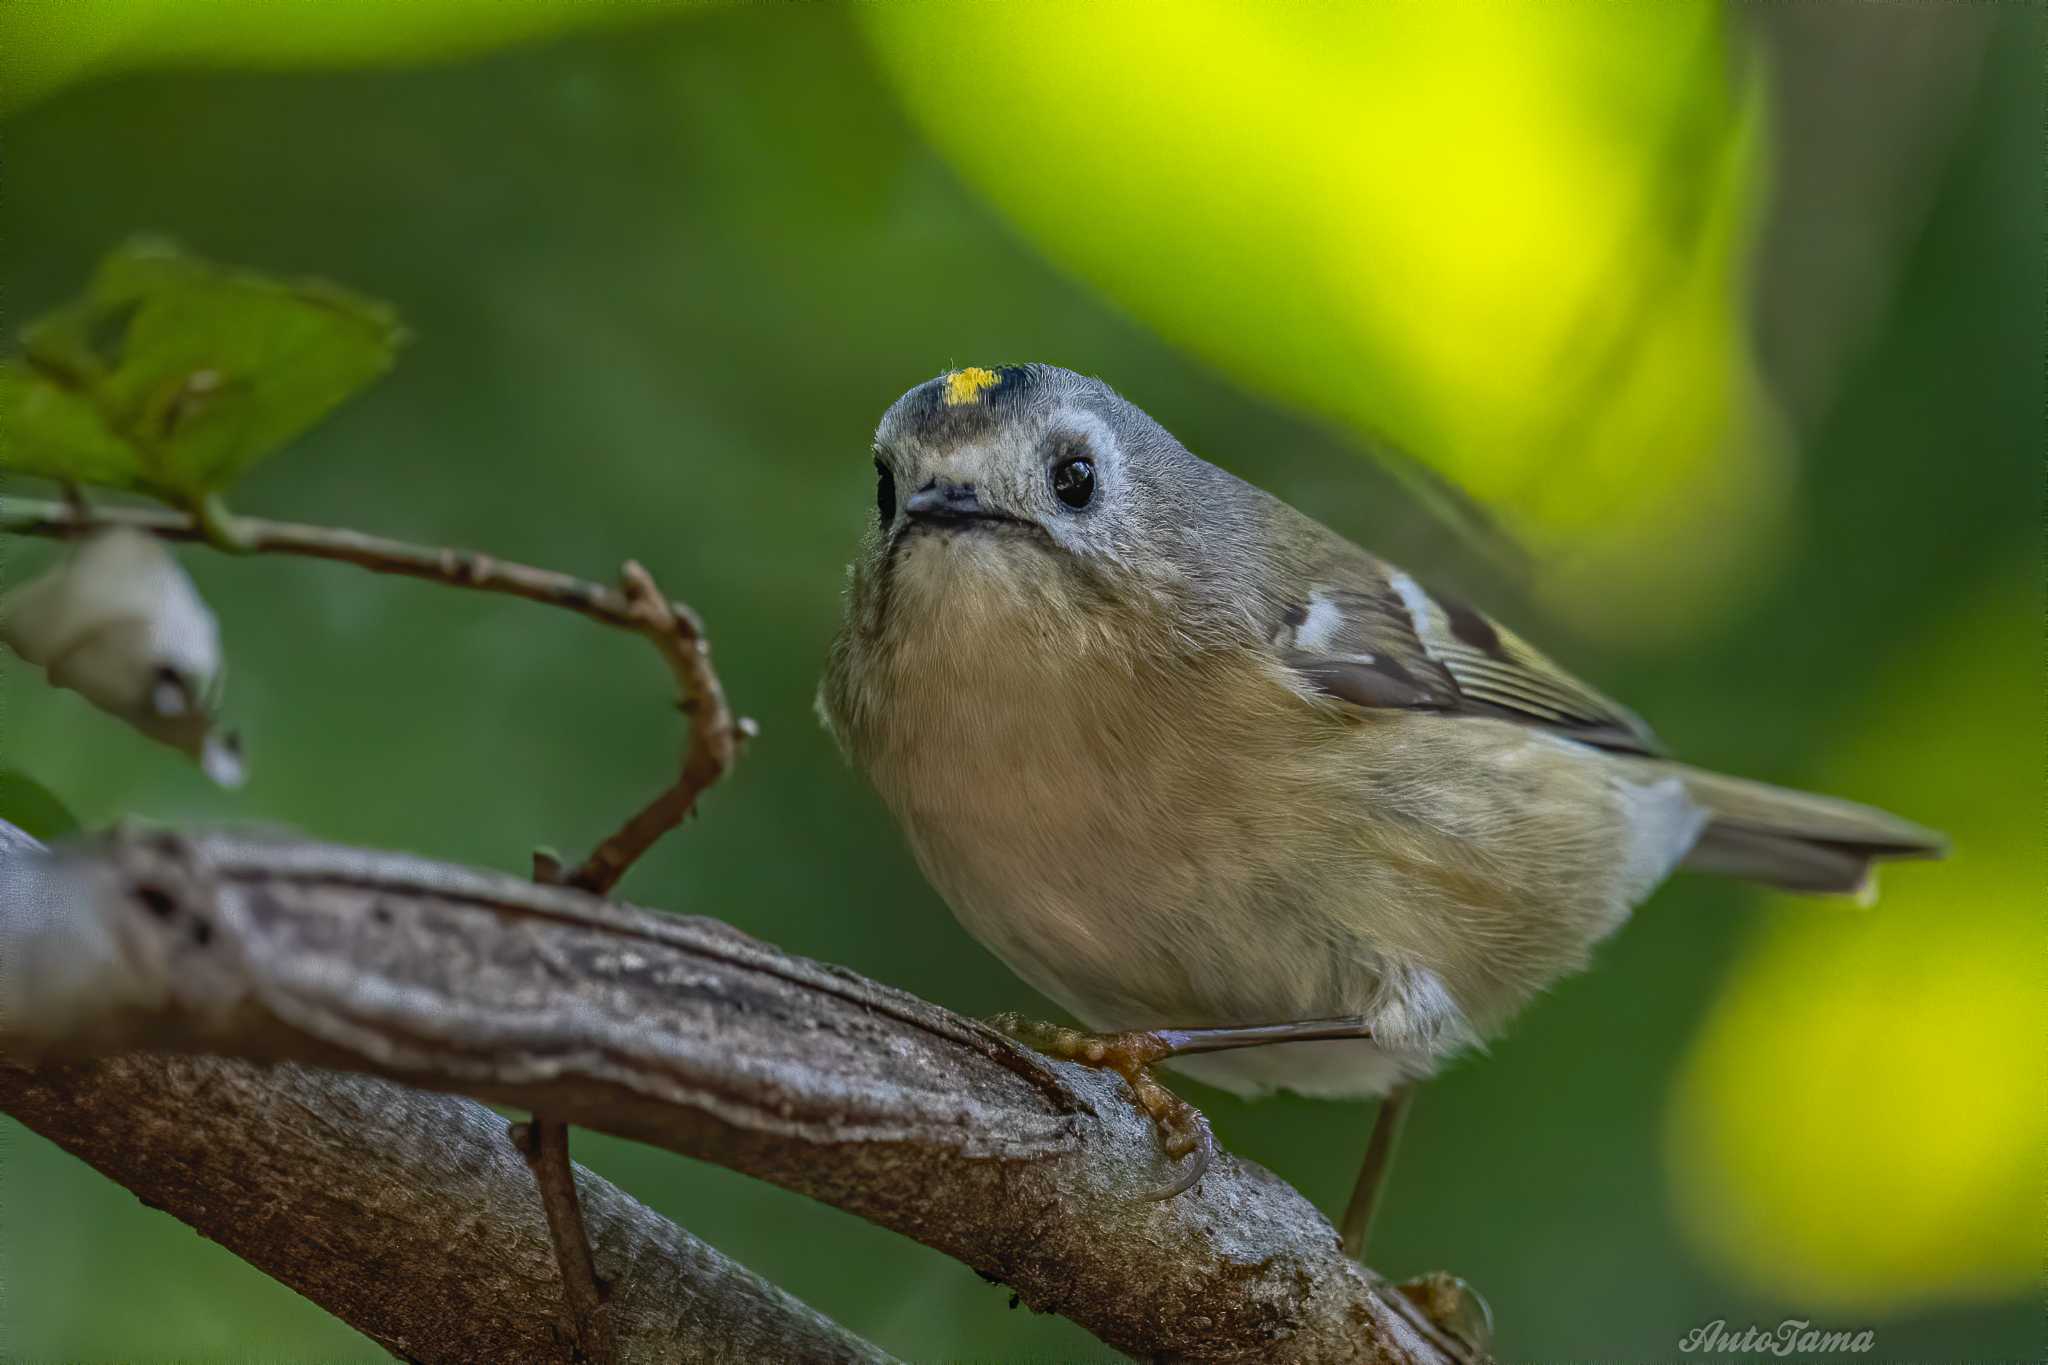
[942,367,1001,406]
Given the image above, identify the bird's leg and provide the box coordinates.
[1340,1081,1414,1263]
[1335,1086,1495,1361]
[985,1012,1377,1200]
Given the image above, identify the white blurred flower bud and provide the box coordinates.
[2,527,244,786]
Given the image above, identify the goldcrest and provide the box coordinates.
[821,364,1942,1104]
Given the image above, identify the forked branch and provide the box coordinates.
[6,491,763,1364]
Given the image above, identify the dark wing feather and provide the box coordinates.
[1270,557,1663,756]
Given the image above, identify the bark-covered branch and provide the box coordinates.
[0,820,888,1364]
[5,491,757,1361]
[0,825,1454,1365]
[0,1056,894,1364]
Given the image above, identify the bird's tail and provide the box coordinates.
[1658,766,1946,900]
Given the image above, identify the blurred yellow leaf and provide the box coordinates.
[861,2,1786,639]
[1666,571,2043,1310]
[0,0,666,115]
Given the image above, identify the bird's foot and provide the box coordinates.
[985,1011,1214,1199]
[1368,1271,1493,1364]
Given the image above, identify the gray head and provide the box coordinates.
[850,364,1279,644]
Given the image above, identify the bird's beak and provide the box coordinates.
[904,482,991,521]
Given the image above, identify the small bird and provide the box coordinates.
[820,363,1942,1259]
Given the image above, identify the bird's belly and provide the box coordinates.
[895,760,1288,1025]
[871,660,1671,1100]
[909,806,1438,1099]
[884,718,1494,1091]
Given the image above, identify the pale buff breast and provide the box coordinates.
[839,534,1701,1099]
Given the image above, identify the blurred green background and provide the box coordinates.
[1,4,2039,1361]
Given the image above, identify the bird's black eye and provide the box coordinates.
[1051,455,1095,509]
[875,458,896,524]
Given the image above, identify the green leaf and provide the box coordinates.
[0,360,149,488]
[0,769,79,841]
[5,238,404,499]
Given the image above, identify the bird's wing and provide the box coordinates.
[1267,554,1663,756]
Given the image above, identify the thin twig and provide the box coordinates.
[517,561,747,1362]
[562,560,750,896]
[0,496,751,896]
[523,860,606,1358]
[5,496,670,630]
[3,495,750,1365]
[522,845,612,1361]
[514,1117,616,1363]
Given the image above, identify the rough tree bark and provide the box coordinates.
[0,823,1458,1365]
[0,1055,894,1364]
[5,491,756,1360]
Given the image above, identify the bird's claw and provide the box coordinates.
[1385,1271,1494,1364]
[986,1011,1213,1199]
